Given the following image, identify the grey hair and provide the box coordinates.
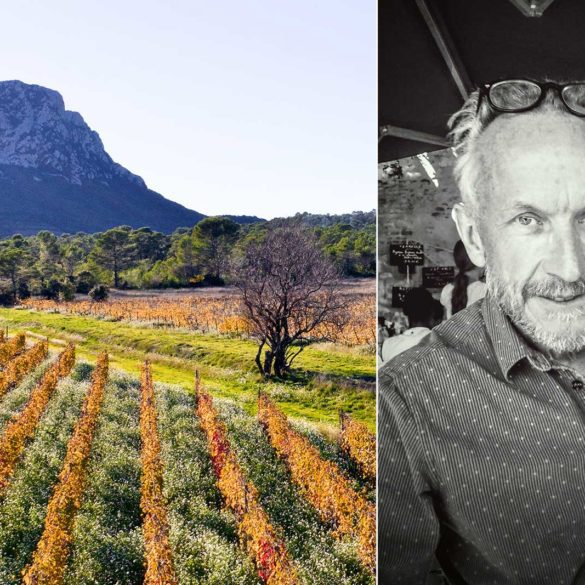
[447,89,486,214]
[447,82,570,214]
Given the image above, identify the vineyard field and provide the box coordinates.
[21,284,376,349]
[0,337,376,584]
[0,306,375,433]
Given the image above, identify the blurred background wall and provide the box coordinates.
[377,148,460,322]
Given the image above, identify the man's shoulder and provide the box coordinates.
[381,327,430,362]
[379,300,491,386]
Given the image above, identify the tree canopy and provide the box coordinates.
[0,212,374,305]
[236,226,347,377]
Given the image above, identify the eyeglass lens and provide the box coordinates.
[489,80,541,111]
[562,85,585,115]
[488,79,585,116]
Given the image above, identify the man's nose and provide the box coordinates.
[543,225,585,283]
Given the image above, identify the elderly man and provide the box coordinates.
[379,80,585,584]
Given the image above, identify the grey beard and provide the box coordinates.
[485,266,585,355]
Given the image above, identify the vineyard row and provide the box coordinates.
[0,333,25,366]
[0,339,48,399]
[139,361,179,585]
[196,374,299,585]
[340,411,376,481]
[258,394,376,572]
[0,346,375,584]
[23,352,109,584]
[0,344,75,494]
[23,294,376,347]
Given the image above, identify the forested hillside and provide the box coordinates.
[0,215,375,304]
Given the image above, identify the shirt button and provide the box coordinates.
[573,379,584,391]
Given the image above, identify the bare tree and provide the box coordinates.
[236,226,347,378]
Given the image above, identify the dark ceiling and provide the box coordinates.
[379,0,585,162]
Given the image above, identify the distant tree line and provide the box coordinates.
[270,210,376,229]
[0,213,375,305]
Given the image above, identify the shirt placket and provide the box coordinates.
[551,368,585,413]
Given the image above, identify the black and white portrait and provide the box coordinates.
[378,1,585,583]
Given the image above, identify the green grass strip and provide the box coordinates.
[0,309,375,431]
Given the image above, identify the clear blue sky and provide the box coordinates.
[1,0,376,219]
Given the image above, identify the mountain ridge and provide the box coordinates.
[0,80,145,188]
[0,80,261,236]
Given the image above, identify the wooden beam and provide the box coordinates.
[379,125,448,147]
[415,0,472,101]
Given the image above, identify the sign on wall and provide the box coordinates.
[389,241,424,266]
[422,266,455,288]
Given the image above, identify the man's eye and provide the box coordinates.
[517,215,539,226]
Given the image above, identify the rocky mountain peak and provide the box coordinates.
[0,80,145,187]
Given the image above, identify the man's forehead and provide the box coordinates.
[468,111,585,214]
[477,110,585,154]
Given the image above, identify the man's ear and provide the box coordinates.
[451,202,486,267]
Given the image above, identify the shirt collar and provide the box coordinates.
[404,327,431,335]
[481,292,553,380]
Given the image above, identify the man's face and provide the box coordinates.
[476,111,585,355]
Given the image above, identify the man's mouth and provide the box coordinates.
[549,295,578,302]
[536,293,585,305]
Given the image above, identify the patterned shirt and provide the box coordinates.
[378,293,585,584]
